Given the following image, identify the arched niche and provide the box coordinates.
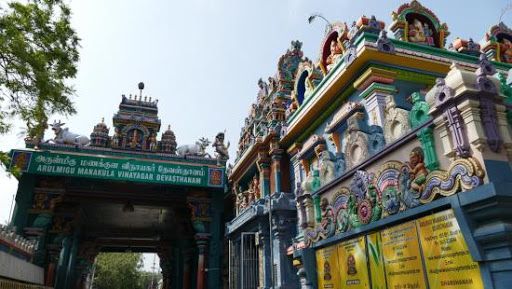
[405,13,438,47]
[390,0,449,49]
[291,60,324,107]
[295,70,309,105]
[483,22,512,63]
[318,22,348,73]
[321,31,339,68]
[121,124,150,149]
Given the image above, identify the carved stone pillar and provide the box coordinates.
[409,92,439,171]
[195,234,210,289]
[257,153,271,198]
[45,244,62,286]
[313,194,322,224]
[427,75,470,160]
[270,150,283,195]
[354,67,397,127]
[303,196,315,229]
[257,228,272,289]
[270,195,299,289]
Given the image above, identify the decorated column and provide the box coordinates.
[45,244,61,286]
[187,193,213,289]
[257,225,272,289]
[409,92,439,171]
[195,233,210,289]
[257,150,271,198]
[271,195,300,288]
[270,150,283,195]
[353,68,397,127]
[63,236,79,289]
[54,236,73,289]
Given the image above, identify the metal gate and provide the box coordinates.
[229,239,240,289]
[229,232,259,289]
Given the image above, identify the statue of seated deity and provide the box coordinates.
[129,130,141,149]
[325,39,343,71]
[408,147,428,193]
[408,19,434,46]
[501,38,512,63]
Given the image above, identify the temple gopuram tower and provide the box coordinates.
[5,83,227,289]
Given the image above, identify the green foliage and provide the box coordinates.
[93,253,145,289]
[0,0,80,138]
[0,150,21,178]
[139,271,162,289]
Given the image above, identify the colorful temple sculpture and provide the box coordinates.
[226,1,512,289]
[6,84,228,289]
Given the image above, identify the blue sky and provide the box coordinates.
[0,0,507,270]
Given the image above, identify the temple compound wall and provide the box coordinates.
[226,1,512,289]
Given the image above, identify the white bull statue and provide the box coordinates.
[177,137,210,157]
[46,120,90,146]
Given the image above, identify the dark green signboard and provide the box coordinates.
[9,150,224,188]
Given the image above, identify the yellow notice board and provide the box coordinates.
[381,221,427,289]
[337,236,370,289]
[367,232,386,289]
[316,244,341,289]
[417,209,484,289]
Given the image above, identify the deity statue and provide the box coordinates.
[382,186,400,215]
[408,147,428,193]
[251,175,261,199]
[213,132,230,165]
[236,189,248,212]
[320,198,334,231]
[408,19,434,46]
[501,38,512,63]
[325,39,343,71]
[128,129,141,149]
[149,133,157,151]
[286,101,298,118]
[33,193,46,210]
[247,189,255,205]
[241,194,248,210]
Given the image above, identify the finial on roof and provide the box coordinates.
[138,82,144,97]
[101,117,104,123]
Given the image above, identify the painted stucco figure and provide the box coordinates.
[46,120,90,146]
[501,38,512,63]
[325,40,343,71]
[177,137,210,157]
[213,132,230,165]
[320,198,335,234]
[319,150,336,185]
[409,19,434,46]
